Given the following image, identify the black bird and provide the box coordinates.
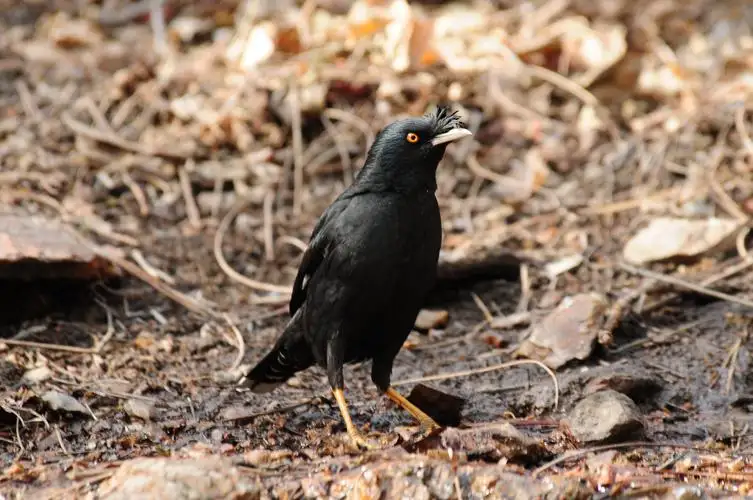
[242,107,472,448]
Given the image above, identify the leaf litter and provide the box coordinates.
[1,0,753,497]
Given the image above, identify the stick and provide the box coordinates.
[213,199,293,295]
[620,262,753,310]
[393,359,559,410]
[532,441,701,477]
[224,314,246,371]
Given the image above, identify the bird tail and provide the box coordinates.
[242,315,314,393]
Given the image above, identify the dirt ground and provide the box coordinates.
[2,0,753,498]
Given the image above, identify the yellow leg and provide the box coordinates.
[332,388,377,450]
[385,387,441,430]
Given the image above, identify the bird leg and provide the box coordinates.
[384,387,441,431]
[332,388,377,450]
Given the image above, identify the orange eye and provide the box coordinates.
[406,132,419,143]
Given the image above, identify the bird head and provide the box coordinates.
[356,107,472,193]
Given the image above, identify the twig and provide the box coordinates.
[737,228,750,259]
[179,161,202,230]
[532,441,700,477]
[579,188,679,216]
[323,108,375,150]
[735,106,753,156]
[3,308,115,354]
[277,235,308,252]
[393,359,559,410]
[598,279,655,346]
[61,111,186,159]
[321,114,353,184]
[490,311,532,329]
[122,171,149,216]
[15,80,42,122]
[130,249,176,285]
[149,0,168,57]
[707,124,748,221]
[224,314,246,371]
[222,397,322,422]
[290,84,304,216]
[94,244,218,317]
[54,425,70,457]
[471,293,494,323]
[525,64,599,107]
[263,192,275,262]
[610,318,709,354]
[2,338,99,354]
[620,262,753,310]
[516,263,531,312]
[214,199,292,295]
[643,258,753,313]
[723,325,749,395]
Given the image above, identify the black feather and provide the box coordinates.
[244,108,470,400]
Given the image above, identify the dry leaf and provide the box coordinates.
[544,254,584,279]
[41,390,89,415]
[516,293,609,369]
[623,217,741,265]
[22,366,53,384]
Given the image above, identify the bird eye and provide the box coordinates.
[406,132,420,143]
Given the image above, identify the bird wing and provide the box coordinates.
[289,198,348,316]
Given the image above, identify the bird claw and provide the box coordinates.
[348,432,380,450]
[418,422,443,438]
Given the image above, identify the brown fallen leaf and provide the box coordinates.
[41,390,90,416]
[0,214,117,280]
[623,217,741,265]
[516,293,609,369]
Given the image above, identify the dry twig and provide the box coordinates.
[393,359,559,410]
[214,199,293,295]
[620,263,753,310]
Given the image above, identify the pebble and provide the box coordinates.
[566,389,644,444]
[414,309,449,330]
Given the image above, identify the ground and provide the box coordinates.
[2,0,753,498]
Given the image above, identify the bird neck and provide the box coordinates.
[353,166,437,195]
[355,148,440,195]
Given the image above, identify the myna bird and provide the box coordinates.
[242,107,472,449]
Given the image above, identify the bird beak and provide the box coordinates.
[431,128,473,146]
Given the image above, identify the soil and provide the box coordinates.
[2,0,753,498]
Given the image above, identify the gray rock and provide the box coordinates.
[566,389,644,444]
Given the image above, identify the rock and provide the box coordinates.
[623,217,741,265]
[662,485,707,500]
[516,293,609,369]
[437,422,550,465]
[47,453,592,499]
[566,390,644,444]
[96,457,261,499]
[414,309,449,330]
[124,399,154,421]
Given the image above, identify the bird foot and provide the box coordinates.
[419,421,442,433]
[346,430,381,450]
